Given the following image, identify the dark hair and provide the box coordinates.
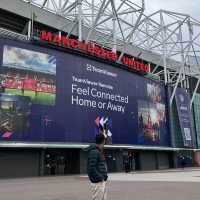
[96,134,105,145]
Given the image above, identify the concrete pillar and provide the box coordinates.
[39,149,45,176]
[195,151,200,167]
[80,149,88,174]
[114,150,123,172]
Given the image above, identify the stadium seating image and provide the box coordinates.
[1,45,56,105]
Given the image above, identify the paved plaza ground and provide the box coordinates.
[0,168,200,200]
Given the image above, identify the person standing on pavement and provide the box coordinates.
[87,134,108,200]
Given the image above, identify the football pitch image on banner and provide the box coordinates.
[0,45,56,106]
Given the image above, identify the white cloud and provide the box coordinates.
[145,0,199,19]
[2,46,56,74]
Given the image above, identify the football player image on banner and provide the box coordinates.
[138,101,166,144]
[147,83,162,102]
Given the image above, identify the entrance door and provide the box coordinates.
[44,149,80,175]
[104,150,117,172]
[123,150,140,171]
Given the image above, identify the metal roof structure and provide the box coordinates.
[1,0,200,106]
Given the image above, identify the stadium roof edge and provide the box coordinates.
[0,142,196,151]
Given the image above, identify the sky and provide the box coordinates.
[3,45,56,74]
[145,0,199,20]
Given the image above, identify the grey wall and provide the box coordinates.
[157,152,170,169]
[0,149,40,178]
[139,151,171,170]
[139,151,157,170]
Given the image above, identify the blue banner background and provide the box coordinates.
[0,38,170,146]
[175,87,196,148]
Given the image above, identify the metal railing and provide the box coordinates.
[0,27,28,41]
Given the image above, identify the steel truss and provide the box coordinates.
[21,0,200,107]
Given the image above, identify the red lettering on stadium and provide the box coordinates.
[41,31,53,42]
[122,56,149,73]
[40,30,149,73]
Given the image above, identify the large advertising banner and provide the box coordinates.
[175,88,196,148]
[0,38,170,146]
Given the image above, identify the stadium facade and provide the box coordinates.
[0,0,200,178]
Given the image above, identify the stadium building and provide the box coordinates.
[0,0,200,178]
